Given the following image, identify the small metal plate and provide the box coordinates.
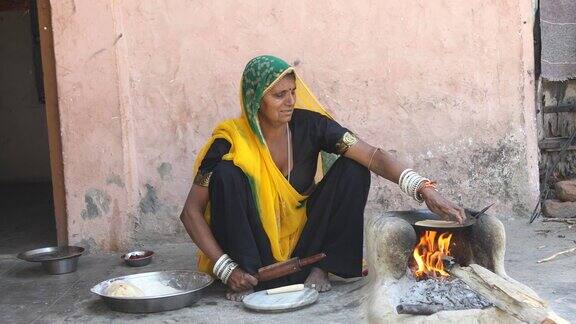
[17,246,85,262]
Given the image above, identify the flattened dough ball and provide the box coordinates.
[106,281,144,298]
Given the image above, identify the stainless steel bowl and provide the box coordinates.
[121,250,154,267]
[90,270,213,313]
[17,246,85,275]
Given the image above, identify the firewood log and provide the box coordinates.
[447,264,568,324]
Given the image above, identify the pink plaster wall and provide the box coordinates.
[49,0,538,251]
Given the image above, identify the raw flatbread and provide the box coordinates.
[243,287,318,312]
[106,281,144,298]
[415,220,461,228]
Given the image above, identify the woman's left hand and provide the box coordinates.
[419,187,466,223]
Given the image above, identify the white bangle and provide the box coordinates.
[213,254,231,277]
[413,178,430,202]
[398,169,413,186]
[405,173,419,193]
[216,259,233,279]
[400,172,409,193]
[398,169,430,203]
[404,172,419,195]
[222,263,239,284]
[212,254,241,284]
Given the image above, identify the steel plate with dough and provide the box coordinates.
[90,270,213,313]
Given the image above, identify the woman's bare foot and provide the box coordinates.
[226,289,253,302]
[305,267,331,292]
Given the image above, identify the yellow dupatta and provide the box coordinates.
[194,55,333,274]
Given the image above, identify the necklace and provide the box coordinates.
[286,124,292,182]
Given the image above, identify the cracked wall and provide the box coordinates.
[50,0,538,251]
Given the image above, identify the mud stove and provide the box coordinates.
[362,210,567,324]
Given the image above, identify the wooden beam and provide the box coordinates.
[448,264,568,324]
[538,137,576,151]
[543,105,576,114]
[37,0,68,246]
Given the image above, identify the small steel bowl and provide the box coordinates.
[121,250,154,267]
[17,246,85,275]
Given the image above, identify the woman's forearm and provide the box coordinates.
[345,139,407,184]
[345,137,466,222]
[180,187,224,263]
[369,148,407,183]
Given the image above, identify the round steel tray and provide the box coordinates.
[90,270,213,313]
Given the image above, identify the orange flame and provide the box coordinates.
[412,230,453,280]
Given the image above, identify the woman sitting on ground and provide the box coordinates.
[180,55,465,301]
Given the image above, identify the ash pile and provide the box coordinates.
[397,277,492,315]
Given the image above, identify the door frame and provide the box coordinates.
[37,0,68,245]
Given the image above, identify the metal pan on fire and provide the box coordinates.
[392,204,493,232]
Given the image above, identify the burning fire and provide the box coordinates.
[412,230,453,280]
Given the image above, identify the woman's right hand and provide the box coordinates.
[420,187,466,223]
[227,267,259,292]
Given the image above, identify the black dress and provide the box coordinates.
[197,109,371,289]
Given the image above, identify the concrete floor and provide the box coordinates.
[0,242,364,324]
[503,217,576,321]
[0,216,574,323]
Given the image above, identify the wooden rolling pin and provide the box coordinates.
[254,253,326,282]
[266,284,305,295]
